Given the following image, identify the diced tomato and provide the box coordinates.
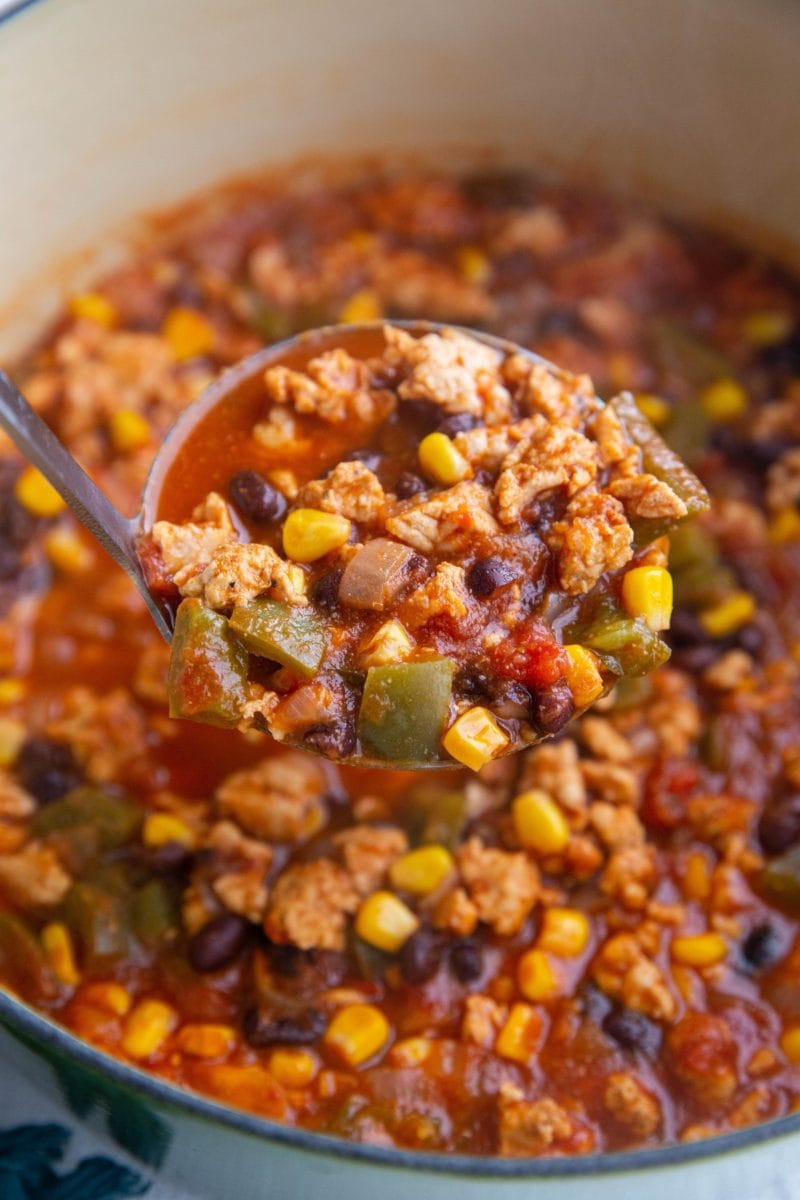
[136,535,179,600]
[489,617,568,689]
[641,758,701,831]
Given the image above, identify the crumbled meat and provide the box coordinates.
[601,846,656,910]
[299,461,387,525]
[766,446,800,513]
[132,640,171,706]
[590,404,640,472]
[150,491,235,585]
[462,994,506,1047]
[546,489,634,594]
[384,326,511,420]
[580,718,634,763]
[373,250,495,325]
[333,825,408,894]
[433,886,479,936]
[609,473,688,521]
[702,650,753,691]
[603,1072,661,1138]
[189,542,307,608]
[590,803,646,850]
[491,206,568,258]
[265,347,392,425]
[202,819,274,923]
[216,752,328,842]
[497,1089,576,1156]
[667,1013,738,1105]
[0,773,35,822]
[453,419,539,471]
[264,858,359,951]
[519,740,587,823]
[46,687,150,784]
[581,761,639,806]
[0,841,71,909]
[504,355,598,427]
[386,481,498,556]
[456,836,539,935]
[494,420,598,526]
[400,562,470,631]
[592,932,676,1022]
[252,405,303,452]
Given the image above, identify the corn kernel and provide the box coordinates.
[108,409,152,454]
[418,432,472,486]
[781,1026,800,1064]
[442,706,510,771]
[389,845,454,897]
[769,507,800,544]
[389,1036,432,1067]
[15,466,66,518]
[82,981,132,1016]
[282,509,352,563]
[457,245,491,285]
[339,289,383,323]
[742,310,794,346]
[563,644,604,709]
[162,306,215,362]
[286,563,307,597]
[41,922,80,987]
[0,718,25,767]
[699,590,756,639]
[621,565,673,632]
[512,789,570,854]
[635,393,671,427]
[44,527,94,575]
[68,292,117,328]
[517,948,561,1001]
[175,1023,237,1059]
[143,812,195,849]
[538,908,590,958]
[324,1003,391,1066]
[0,679,25,706]
[495,1003,544,1064]
[671,932,728,967]
[683,851,711,901]
[700,378,748,422]
[355,890,420,953]
[359,619,414,668]
[121,998,178,1060]
[269,1047,319,1087]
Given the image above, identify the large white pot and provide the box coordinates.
[1,2,799,1197]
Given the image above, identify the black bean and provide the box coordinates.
[467,557,519,598]
[243,1006,327,1047]
[758,328,800,379]
[759,794,800,855]
[187,912,250,972]
[304,719,357,760]
[437,412,478,439]
[742,923,781,971]
[602,1007,662,1058]
[672,644,722,673]
[531,679,575,734]
[399,927,445,984]
[395,472,427,500]
[17,737,82,804]
[344,448,383,472]
[581,982,613,1024]
[489,679,531,720]
[537,307,587,340]
[311,568,344,612]
[667,609,708,648]
[143,840,194,874]
[449,938,483,983]
[228,470,286,523]
[266,943,348,989]
[456,664,493,701]
[710,426,792,471]
[400,399,440,430]
[736,621,765,656]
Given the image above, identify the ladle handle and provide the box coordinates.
[0,371,172,642]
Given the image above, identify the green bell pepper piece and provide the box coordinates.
[405,784,469,850]
[62,882,129,972]
[569,596,671,677]
[0,914,56,1001]
[131,879,179,948]
[358,659,454,763]
[168,598,249,726]
[228,598,326,678]
[32,787,141,851]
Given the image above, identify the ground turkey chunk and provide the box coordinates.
[190,542,307,608]
[603,1072,661,1138]
[151,491,235,587]
[264,858,359,951]
[333,825,408,894]
[386,480,498,556]
[204,819,274,923]
[0,842,71,909]
[264,347,391,425]
[298,461,387,525]
[400,562,470,630]
[609,472,687,521]
[497,1089,579,1156]
[216,752,327,842]
[592,932,676,1021]
[546,488,633,594]
[384,326,511,421]
[456,836,539,935]
[494,419,599,526]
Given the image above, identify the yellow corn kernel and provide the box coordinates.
[359,619,414,669]
[355,890,420,953]
[538,908,590,958]
[457,245,491,285]
[683,851,711,901]
[699,590,756,639]
[44,527,93,575]
[389,845,454,897]
[68,291,117,328]
[15,466,66,518]
[324,1003,391,1067]
[41,922,80,987]
[418,432,472,486]
[781,1026,800,1064]
[517,948,560,1002]
[389,1036,432,1067]
[742,310,794,346]
[442,706,510,772]
[339,288,383,323]
[512,789,570,854]
[700,378,748,422]
[142,812,195,849]
[285,563,307,597]
[563,644,604,709]
[495,1003,544,1064]
[269,1047,319,1087]
[621,565,673,632]
[162,306,215,362]
[282,508,352,563]
[82,981,132,1016]
[0,718,25,768]
[769,507,800,544]
[0,679,25,706]
[121,998,178,1060]
[671,932,728,967]
[175,1023,237,1060]
[635,393,671,427]
[108,409,152,454]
